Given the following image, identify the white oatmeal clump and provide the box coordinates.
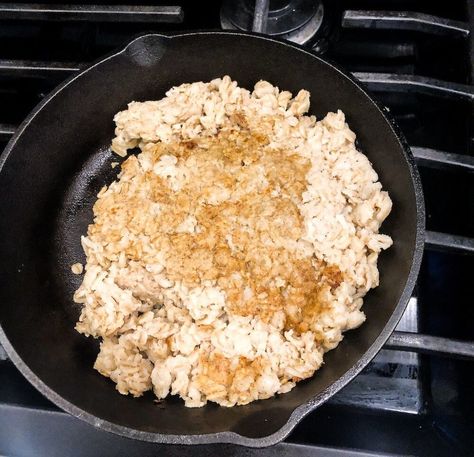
[73,76,392,407]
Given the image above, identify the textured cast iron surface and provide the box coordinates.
[0,32,424,447]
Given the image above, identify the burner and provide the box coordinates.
[221,0,324,46]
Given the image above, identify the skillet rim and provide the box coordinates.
[0,30,425,447]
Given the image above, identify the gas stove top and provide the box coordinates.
[0,1,473,456]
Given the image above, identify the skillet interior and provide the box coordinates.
[0,32,423,446]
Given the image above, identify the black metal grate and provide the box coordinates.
[0,2,473,456]
[0,3,183,22]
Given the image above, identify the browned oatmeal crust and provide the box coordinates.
[73,77,393,407]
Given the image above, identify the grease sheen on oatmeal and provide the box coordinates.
[73,76,393,407]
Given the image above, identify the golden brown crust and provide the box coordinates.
[196,353,267,404]
[90,119,344,335]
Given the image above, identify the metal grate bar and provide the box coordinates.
[387,332,474,360]
[0,3,183,23]
[0,124,16,141]
[334,41,416,59]
[252,0,269,34]
[0,60,82,77]
[354,72,474,100]
[425,231,474,254]
[342,10,470,37]
[2,63,473,101]
[412,147,474,172]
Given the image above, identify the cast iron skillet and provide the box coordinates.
[0,32,424,447]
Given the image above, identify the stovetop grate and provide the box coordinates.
[0,2,473,456]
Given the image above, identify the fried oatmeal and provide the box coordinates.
[73,76,393,407]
